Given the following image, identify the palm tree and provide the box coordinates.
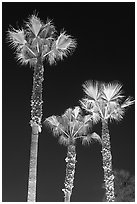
[45,106,101,202]
[7,13,76,202]
[80,80,134,202]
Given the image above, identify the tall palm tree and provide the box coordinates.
[80,80,134,202]
[45,106,101,202]
[7,13,76,202]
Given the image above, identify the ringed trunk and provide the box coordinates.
[27,57,44,202]
[62,145,77,202]
[101,119,115,202]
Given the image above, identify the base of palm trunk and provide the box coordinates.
[27,123,39,202]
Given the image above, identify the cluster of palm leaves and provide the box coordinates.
[7,13,134,202]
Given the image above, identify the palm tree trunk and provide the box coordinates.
[62,145,77,202]
[27,123,39,202]
[27,57,44,202]
[101,119,115,202]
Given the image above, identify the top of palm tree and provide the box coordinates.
[80,80,134,122]
[7,13,76,66]
[44,106,101,146]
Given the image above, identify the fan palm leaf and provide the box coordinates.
[59,135,70,146]
[46,115,69,137]
[26,15,43,37]
[102,82,124,102]
[82,80,101,101]
[81,132,102,145]
[48,31,76,65]
[7,28,27,49]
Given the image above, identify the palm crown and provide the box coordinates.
[45,106,101,145]
[7,14,76,66]
[80,80,134,122]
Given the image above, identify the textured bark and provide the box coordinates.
[62,145,77,202]
[28,57,44,202]
[101,119,115,202]
[27,124,39,202]
[30,57,44,128]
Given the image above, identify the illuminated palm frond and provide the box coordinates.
[48,31,76,65]
[58,135,70,146]
[102,82,124,102]
[45,115,64,136]
[92,111,101,124]
[7,28,27,50]
[7,27,37,66]
[82,80,101,101]
[73,106,81,119]
[121,96,135,108]
[39,19,56,39]
[81,132,101,145]
[26,14,43,37]
[109,106,125,121]
[80,98,94,113]
[80,98,101,122]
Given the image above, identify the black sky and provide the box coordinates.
[2,2,135,202]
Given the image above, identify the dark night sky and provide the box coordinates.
[2,2,135,202]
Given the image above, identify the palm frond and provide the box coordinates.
[82,80,101,101]
[102,82,124,102]
[72,106,81,119]
[45,115,62,136]
[7,28,27,50]
[16,45,37,65]
[80,98,94,113]
[38,19,56,39]
[80,98,102,121]
[56,31,76,52]
[47,31,76,65]
[92,111,101,124]
[83,114,92,123]
[108,96,134,121]
[109,106,125,121]
[81,132,101,145]
[16,52,37,66]
[26,14,43,37]
[58,135,71,146]
[90,132,102,143]
[121,96,135,108]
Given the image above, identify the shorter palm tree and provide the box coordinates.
[44,106,101,202]
[80,80,134,202]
